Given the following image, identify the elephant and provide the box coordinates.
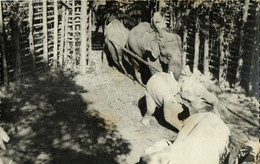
[179,76,220,117]
[142,72,187,131]
[104,19,129,74]
[139,112,231,164]
[127,22,184,84]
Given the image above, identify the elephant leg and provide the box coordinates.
[132,59,142,84]
[164,101,184,131]
[118,50,127,75]
[142,90,156,126]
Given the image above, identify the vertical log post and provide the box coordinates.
[0,0,8,86]
[182,29,188,65]
[218,30,225,83]
[203,13,210,76]
[203,31,209,75]
[53,0,58,68]
[59,2,66,67]
[72,0,76,62]
[29,1,35,75]
[235,0,249,87]
[193,16,200,72]
[182,8,190,66]
[14,23,21,80]
[249,3,259,96]
[63,0,69,64]
[80,0,88,74]
[87,5,92,60]
[42,0,48,70]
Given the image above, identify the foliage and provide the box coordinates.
[2,1,28,40]
[173,1,243,44]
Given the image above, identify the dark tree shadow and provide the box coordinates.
[1,70,131,164]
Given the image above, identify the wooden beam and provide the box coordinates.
[29,0,36,75]
[42,0,48,70]
[53,0,58,68]
[59,1,66,67]
[193,16,200,72]
[63,0,69,64]
[80,0,88,74]
[72,0,76,61]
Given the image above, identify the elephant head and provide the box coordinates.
[158,32,183,81]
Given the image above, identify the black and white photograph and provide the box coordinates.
[0,0,259,163]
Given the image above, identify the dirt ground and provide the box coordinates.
[0,50,259,164]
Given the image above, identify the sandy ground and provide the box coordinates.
[0,50,259,164]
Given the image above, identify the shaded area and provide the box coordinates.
[1,70,131,164]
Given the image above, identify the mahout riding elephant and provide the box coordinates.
[140,112,231,164]
[127,22,184,84]
[142,72,186,131]
[104,19,129,74]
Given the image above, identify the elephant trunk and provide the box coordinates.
[168,62,182,81]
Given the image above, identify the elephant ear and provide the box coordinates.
[145,40,160,60]
[158,41,171,64]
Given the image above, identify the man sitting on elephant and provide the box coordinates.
[151,7,168,38]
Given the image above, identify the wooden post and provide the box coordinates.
[53,0,58,68]
[193,16,200,72]
[87,5,92,62]
[42,0,48,70]
[218,30,225,82]
[182,29,188,65]
[235,0,249,87]
[63,0,69,64]
[59,2,66,67]
[29,0,35,75]
[0,0,8,86]
[72,0,76,62]
[249,4,259,96]
[203,31,209,75]
[80,0,88,74]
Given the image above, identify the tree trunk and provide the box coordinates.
[53,0,58,68]
[42,0,48,70]
[80,0,88,74]
[0,0,8,86]
[235,0,249,87]
[59,2,66,67]
[72,0,76,62]
[29,0,35,75]
[193,16,200,72]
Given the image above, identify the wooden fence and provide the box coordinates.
[0,0,259,96]
[163,0,259,95]
[0,0,92,85]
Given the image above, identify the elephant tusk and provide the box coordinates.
[169,71,173,77]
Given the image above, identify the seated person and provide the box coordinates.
[151,7,167,37]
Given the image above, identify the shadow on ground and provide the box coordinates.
[1,70,131,164]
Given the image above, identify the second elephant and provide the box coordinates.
[127,22,184,84]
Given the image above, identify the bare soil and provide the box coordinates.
[0,50,258,164]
